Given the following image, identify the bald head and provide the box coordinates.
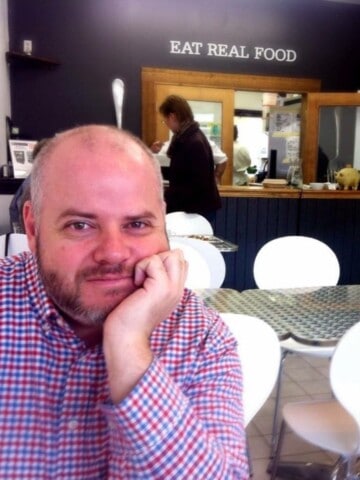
[30,125,164,218]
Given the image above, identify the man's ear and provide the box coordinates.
[23,200,36,253]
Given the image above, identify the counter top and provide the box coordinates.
[301,188,360,199]
[218,185,360,200]
[218,185,300,198]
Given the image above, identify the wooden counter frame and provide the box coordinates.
[302,93,360,183]
[218,185,360,200]
[142,67,321,185]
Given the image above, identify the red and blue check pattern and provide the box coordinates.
[0,253,248,479]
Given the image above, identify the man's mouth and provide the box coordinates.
[86,274,133,283]
[80,265,135,287]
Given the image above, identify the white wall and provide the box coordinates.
[0,0,10,164]
[235,91,263,110]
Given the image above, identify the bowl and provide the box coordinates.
[309,182,324,190]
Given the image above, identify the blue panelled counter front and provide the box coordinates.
[214,186,360,291]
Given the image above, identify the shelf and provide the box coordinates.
[6,51,60,67]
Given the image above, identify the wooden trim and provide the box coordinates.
[153,83,234,184]
[218,185,360,200]
[142,67,320,96]
[302,189,360,200]
[218,185,301,198]
[302,93,360,183]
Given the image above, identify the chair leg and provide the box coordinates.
[329,455,356,480]
[245,435,254,477]
[270,349,288,458]
[269,419,286,480]
[344,455,357,480]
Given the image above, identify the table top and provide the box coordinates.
[197,286,360,346]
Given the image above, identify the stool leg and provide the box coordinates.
[269,419,286,480]
[246,436,254,477]
[270,349,288,458]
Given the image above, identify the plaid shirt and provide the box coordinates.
[0,252,248,479]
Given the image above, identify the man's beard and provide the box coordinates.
[36,239,134,327]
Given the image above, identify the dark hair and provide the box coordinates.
[159,95,194,123]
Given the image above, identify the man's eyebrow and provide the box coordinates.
[57,209,158,221]
[58,209,97,220]
[123,211,158,221]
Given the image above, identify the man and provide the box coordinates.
[151,138,228,184]
[154,95,222,223]
[0,125,248,478]
[233,125,251,186]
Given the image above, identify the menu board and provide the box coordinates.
[8,139,38,178]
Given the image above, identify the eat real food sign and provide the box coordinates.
[169,40,297,63]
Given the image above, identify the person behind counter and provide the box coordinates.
[0,125,248,479]
[233,125,251,186]
[155,95,222,223]
[151,138,228,185]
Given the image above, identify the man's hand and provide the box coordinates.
[150,141,164,154]
[103,249,187,403]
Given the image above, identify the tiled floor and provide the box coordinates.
[247,353,337,479]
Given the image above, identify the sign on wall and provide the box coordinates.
[169,40,297,63]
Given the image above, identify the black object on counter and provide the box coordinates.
[269,150,277,179]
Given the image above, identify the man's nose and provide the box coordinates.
[93,229,131,263]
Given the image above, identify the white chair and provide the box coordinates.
[253,235,340,290]
[170,236,226,288]
[169,237,211,289]
[220,313,281,427]
[253,235,340,455]
[165,211,213,236]
[0,233,30,258]
[270,321,360,480]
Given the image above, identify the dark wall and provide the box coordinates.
[7,0,360,141]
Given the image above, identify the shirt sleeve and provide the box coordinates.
[102,316,249,479]
[211,142,228,165]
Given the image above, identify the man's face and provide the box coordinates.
[163,113,180,133]
[25,133,168,327]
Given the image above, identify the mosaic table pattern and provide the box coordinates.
[178,235,238,252]
[197,285,360,346]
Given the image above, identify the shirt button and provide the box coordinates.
[68,419,78,430]
[108,421,117,431]
[43,323,51,333]
[57,318,66,328]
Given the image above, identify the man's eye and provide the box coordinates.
[69,222,90,230]
[128,221,146,229]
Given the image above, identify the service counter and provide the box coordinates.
[215,185,360,291]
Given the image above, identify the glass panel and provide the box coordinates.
[318,106,360,182]
[234,91,303,181]
[188,100,222,148]
[268,105,301,179]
